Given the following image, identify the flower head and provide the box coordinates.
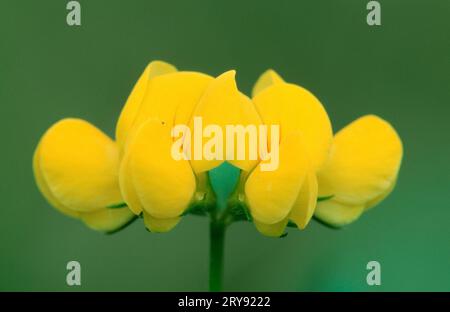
[33,61,403,237]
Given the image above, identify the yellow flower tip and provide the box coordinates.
[34,118,123,214]
[252,69,285,97]
[221,69,237,78]
[314,200,365,228]
[215,70,238,93]
[253,218,289,237]
[80,207,136,233]
[144,60,178,78]
[115,60,177,148]
[143,212,181,233]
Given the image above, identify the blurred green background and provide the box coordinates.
[0,0,449,291]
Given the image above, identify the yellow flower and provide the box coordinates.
[315,115,403,227]
[118,66,263,232]
[231,70,403,236]
[32,60,177,232]
[117,62,215,232]
[234,70,333,237]
[33,118,135,232]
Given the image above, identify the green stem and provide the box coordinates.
[209,219,226,291]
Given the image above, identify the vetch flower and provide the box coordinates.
[33,118,135,232]
[117,62,217,232]
[32,60,178,233]
[229,69,333,237]
[229,69,402,236]
[314,115,403,227]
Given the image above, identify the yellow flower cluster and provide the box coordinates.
[33,61,403,236]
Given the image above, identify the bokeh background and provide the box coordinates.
[0,0,449,291]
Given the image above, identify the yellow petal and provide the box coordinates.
[126,71,213,144]
[245,132,309,224]
[252,69,285,97]
[253,218,289,237]
[118,71,210,215]
[33,141,80,218]
[129,119,196,219]
[118,149,144,215]
[80,208,135,233]
[116,61,177,147]
[143,211,180,233]
[37,118,122,212]
[317,115,403,206]
[253,82,333,170]
[289,169,318,229]
[314,200,365,228]
[189,70,262,173]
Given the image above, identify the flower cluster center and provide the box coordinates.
[171,117,280,171]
